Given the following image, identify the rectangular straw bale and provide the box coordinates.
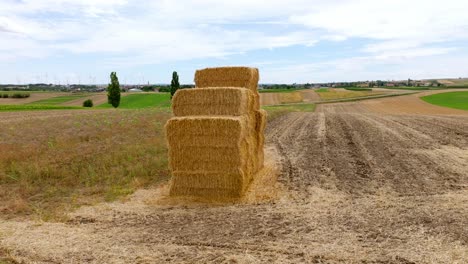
[172,87,254,116]
[255,109,267,170]
[166,116,249,139]
[170,171,249,197]
[195,67,259,92]
[255,109,267,134]
[169,143,250,172]
[171,171,246,189]
[166,115,258,197]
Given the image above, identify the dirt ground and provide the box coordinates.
[1,91,468,263]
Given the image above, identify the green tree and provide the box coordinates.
[107,72,121,108]
[170,71,180,98]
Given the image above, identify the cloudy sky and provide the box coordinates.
[1,0,468,84]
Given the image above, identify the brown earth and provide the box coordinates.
[1,92,468,263]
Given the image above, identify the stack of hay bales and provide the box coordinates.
[166,67,266,198]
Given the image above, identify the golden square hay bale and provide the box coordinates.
[166,116,249,139]
[168,141,251,173]
[255,109,267,135]
[170,171,249,198]
[194,67,259,92]
[255,109,267,170]
[166,115,258,197]
[172,87,255,116]
[171,171,246,190]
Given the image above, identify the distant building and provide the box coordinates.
[129,88,143,92]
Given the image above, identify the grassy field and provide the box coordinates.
[0,109,171,220]
[263,103,315,120]
[28,94,88,105]
[421,91,468,110]
[98,93,171,109]
[0,105,81,112]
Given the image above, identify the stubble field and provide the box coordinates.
[1,90,467,263]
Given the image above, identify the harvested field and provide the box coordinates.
[260,91,304,105]
[0,93,67,105]
[316,88,386,101]
[1,91,468,263]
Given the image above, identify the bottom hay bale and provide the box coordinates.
[255,109,267,171]
[170,171,249,198]
[166,115,258,198]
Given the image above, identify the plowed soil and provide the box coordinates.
[1,92,468,263]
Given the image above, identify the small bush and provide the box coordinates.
[1,94,9,98]
[83,99,94,107]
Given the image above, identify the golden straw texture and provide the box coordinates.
[166,66,265,198]
[172,87,255,116]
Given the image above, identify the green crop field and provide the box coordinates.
[29,94,88,105]
[0,105,81,112]
[421,91,468,110]
[98,93,171,109]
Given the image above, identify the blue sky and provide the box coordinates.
[1,0,468,84]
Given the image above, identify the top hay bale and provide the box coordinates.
[172,87,255,117]
[195,67,259,93]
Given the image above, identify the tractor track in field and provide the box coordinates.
[1,92,468,263]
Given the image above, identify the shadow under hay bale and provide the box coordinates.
[166,66,268,199]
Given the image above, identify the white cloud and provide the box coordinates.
[0,0,468,82]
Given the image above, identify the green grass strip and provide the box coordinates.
[0,105,82,112]
[28,94,88,105]
[97,93,171,109]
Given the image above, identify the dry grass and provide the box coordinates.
[278,92,303,103]
[317,89,385,101]
[0,109,171,220]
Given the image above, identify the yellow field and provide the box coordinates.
[317,89,385,101]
